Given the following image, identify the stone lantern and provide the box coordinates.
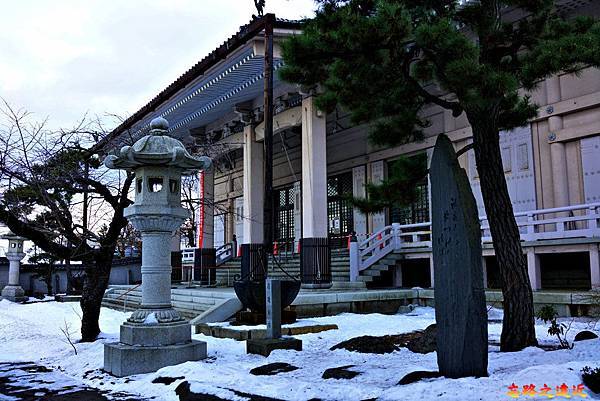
[1,232,27,302]
[103,117,211,377]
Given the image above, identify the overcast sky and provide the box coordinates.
[0,0,316,130]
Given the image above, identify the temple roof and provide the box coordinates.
[96,15,303,152]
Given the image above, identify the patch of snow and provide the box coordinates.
[143,312,159,325]
[0,301,598,401]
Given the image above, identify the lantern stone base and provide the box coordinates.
[1,285,27,302]
[104,340,206,377]
[104,320,206,377]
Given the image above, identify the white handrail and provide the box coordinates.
[350,202,600,281]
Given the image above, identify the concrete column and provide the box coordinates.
[369,161,386,233]
[547,76,569,210]
[300,96,331,288]
[301,96,328,239]
[198,169,214,249]
[590,244,600,290]
[242,124,264,244]
[481,257,488,289]
[393,265,403,288]
[526,249,542,290]
[352,165,368,241]
[241,124,266,281]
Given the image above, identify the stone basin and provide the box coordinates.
[233,279,301,313]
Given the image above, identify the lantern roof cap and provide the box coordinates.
[1,231,26,241]
[103,117,212,174]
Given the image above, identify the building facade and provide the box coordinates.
[104,10,600,292]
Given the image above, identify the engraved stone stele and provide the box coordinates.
[430,134,488,378]
[1,232,27,302]
[103,117,212,377]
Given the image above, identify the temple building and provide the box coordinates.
[102,7,600,293]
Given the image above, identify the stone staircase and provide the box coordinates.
[215,250,352,286]
[357,252,404,283]
[102,286,236,319]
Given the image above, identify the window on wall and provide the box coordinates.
[389,157,430,225]
[275,186,295,252]
[327,172,354,248]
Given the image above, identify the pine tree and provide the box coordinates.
[280,0,600,351]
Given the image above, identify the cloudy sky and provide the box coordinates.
[0,0,316,129]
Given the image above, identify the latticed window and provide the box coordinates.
[275,186,295,252]
[327,172,354,248]
[390,178,430,225]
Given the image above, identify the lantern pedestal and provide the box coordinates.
[104,321,206,377]
[1,285,26,303]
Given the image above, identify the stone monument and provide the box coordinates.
[103,117,211,376]
[430,134,488,378]
[246,278,302,356]
[1,232,27,302]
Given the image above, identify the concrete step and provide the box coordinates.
[361,269,383,277]
[357,275,374,282]
[330,281,366,290]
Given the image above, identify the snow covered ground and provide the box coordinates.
[0,299,598,400]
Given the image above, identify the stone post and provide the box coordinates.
[266,278,282,339]
[349,233,359,282]
[1,233,27,302]
[246,278,302,356]
[103,117,210,377]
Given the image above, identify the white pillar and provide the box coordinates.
[429,255,435,288]
[352,165,368,241]
[547,77,569,210]
[300,96,331,288]
[369,161,386,233]
[590,244,600,290]
[301,96,328,238]
[526,249,542,290]
[199,169,214,249]
[242,124,264,244]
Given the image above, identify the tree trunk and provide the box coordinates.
[470,116,538,352]
[80,254,112,342]
[44,275,53,296]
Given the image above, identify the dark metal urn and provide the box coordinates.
[233,279,301,313]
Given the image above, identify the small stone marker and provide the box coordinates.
[246,279,302,356]
[266,278,282,339]
[430,134,488,378]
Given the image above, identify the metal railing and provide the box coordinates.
[350,202,600,281]
[216,242,235,266]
